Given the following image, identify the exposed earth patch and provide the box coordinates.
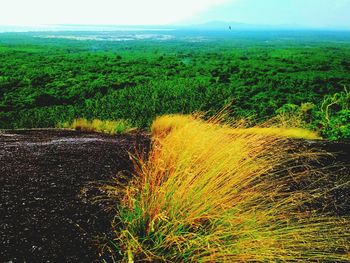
[0,130,149,262]
[0,130,348,262]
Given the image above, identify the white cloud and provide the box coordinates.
[0,0,232,25]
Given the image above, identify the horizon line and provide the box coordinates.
[0,22,349,32]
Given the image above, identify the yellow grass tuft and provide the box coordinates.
[228,127,321,140]
[151,114,197,138]
[59,118,134,135]
[107,114,349,262]
[152,114,321,140]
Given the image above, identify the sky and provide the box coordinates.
[0,0,350,29]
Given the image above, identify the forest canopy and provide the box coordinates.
[0,31,349,140]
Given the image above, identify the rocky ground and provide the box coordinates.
[0,130,348,262]
[0,129,149,262]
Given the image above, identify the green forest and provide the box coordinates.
[0,31,349,140]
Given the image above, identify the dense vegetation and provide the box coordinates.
[0,31,349,139]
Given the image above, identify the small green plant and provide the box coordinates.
[318,87,350,140]
[275,88,350,140]
[58,118,135,135]
[275,102,315,128]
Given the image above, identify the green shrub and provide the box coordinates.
[316,88,350,140]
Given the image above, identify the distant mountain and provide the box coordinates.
[178,21,346,31]
[187,21,262,30]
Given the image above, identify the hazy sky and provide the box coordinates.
[0,0,349,29]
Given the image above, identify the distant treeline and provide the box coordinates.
[0,32,349,139]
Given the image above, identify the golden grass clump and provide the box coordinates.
[59,118,134,135]
[151,114,197,138]
[107,114,349,262]
[228,127,321,140]
[152,114,321,140]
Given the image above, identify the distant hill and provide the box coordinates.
[179,21,316,31]
[182,21,349,31]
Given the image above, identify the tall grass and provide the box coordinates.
[106,114,349,262]
[151,114,321,140]
[59,118,134,135]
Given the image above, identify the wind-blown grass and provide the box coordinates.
[105,114,349,262]
[151,114,321,140]
[59,118,134,135]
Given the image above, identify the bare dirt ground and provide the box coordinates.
[0,130,348,262]
[0,129,149,263]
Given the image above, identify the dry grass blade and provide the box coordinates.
[106,114,349,262]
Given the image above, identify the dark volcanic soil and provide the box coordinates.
[0,129,150,263]
[0,130,349,263]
